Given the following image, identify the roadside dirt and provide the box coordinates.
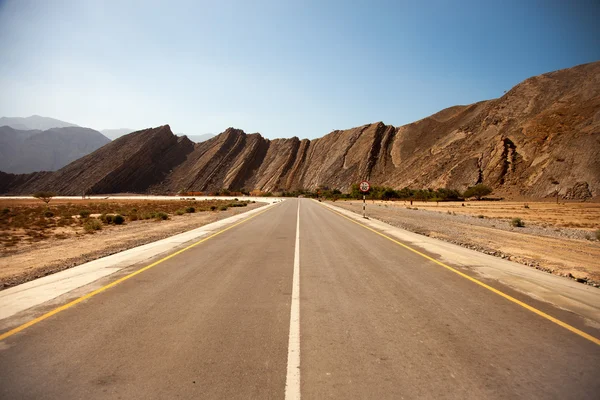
[328,200,600,286]
[0,201,265,289]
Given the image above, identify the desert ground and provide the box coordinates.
[0,197,265,288]
[330,199,600,285]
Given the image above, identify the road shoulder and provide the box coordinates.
[319,200,600,326]
[0,201,281,323]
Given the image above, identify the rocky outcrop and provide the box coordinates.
[2,61,599,198]
[5,125,195,195]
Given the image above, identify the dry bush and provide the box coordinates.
[84,219,102,233]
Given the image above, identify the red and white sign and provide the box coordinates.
[359,181,370,193]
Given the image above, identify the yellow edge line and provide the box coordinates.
[0,204,277,342]
[318,201,600,346]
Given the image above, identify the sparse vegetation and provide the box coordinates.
[477,215,485,218]
[84,219,102,233]
[155,212,169,221]
[219,206,228,211]
[175,209,186,215]
[33,191,56,205]
[79,209,91,219]
[510,217,525,228]
[596,229,600,241]
[0,198,257,249]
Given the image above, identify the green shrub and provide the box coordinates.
[79,209,91,219]
[129,213,139,221]
[2,208,10,215]
[175,209,185,215]
[100,214,113,224]
[142,212,155,220]
[219,206,228,211]
[463,184,493,200]
[510,218,525,228]
[113,214,125,225]
[84,218,102,233]
[44,210,54,218]
[33,191,56,204]
[210,205,217,211]
[155,212,169,220]
[185,206,195,213]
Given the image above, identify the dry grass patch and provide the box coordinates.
[0,198,250,251]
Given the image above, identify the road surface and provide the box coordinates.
[1,199,599,399]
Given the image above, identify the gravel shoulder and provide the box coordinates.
[0,202,266,288]
[328,200,600,286]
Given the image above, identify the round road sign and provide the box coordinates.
[359,181,370,193]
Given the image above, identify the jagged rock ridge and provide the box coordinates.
[2,61,599,198]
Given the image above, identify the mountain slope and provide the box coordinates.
[0,115,78,131]
[8,125,195,195]
[3,61,599,198]
[0,126,111,173]
[185,134,215,143]
[101,128,136,140]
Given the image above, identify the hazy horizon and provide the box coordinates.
[1,0,599,139]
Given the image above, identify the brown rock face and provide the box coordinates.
[7,125,195,195]
[2,62,599,198]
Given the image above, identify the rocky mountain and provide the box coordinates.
[185,134,215,143]
[100,128,136,140]
[101,129,213,143]
[0,126,111,173]
[0,115,77,131]
[3,61,599,198]
[2,126,194,195]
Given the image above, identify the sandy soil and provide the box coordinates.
[0,202,265,288]
[329,200,600,286]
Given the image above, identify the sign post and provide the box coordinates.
[359,180,370,219]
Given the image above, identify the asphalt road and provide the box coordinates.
[1,198,599,399]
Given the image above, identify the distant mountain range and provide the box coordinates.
[0,115,78,131]
[3,61,598,198]
[0,126,110,173]
[3,61,599,199]
[0,118,215,173]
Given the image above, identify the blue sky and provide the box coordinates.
[0,0,598,139]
